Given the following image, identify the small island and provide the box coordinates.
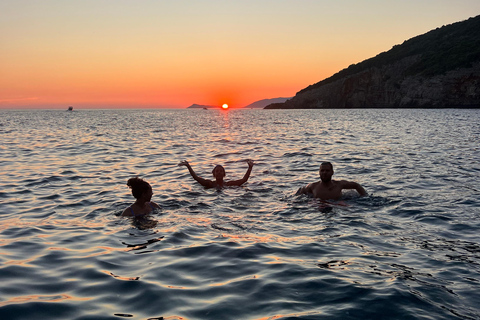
[187,104,216,109]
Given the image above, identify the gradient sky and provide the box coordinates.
[1,1,479,109]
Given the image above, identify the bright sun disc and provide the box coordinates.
[222,104,229,109]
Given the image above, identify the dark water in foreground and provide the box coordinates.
[0,109,479,320]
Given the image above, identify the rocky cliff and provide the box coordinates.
[243,97,291,108]
[266,16,480,109]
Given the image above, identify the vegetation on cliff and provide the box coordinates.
[303,15,480,92]
[267,15,480,109]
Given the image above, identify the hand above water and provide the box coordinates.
[246,159,254,168]
[178,160,190,167]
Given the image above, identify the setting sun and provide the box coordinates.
[222,104,229,109]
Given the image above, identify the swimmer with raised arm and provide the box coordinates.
[122,177,160,217]
[296,162,367,200]
[178,160,254,188]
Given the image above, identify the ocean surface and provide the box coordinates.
[1,108,479,320]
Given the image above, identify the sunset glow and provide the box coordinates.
[222,104,229,109]
[1,1,479,109]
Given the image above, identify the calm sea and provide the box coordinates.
[1,109,479,320]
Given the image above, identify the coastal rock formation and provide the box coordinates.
[266,15,480,109]
[243,97,291,108]
[187,104,216,109]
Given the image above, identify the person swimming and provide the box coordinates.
[178,159,254,188]
[122,177,160,217]
[296,162,367,200]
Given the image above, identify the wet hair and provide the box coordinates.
[320,162,333,170]
[127,177,151,199]
[320,161,333,170]
[212,165,226,177]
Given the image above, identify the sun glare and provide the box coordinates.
[222,104,229,109]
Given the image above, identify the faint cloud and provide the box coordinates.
[0,97,39,104]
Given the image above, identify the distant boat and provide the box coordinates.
[203,107,208,110]
[67,106,73,111]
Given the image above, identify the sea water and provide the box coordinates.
[0,108,479,320]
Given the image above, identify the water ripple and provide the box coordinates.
[0,109,479,320]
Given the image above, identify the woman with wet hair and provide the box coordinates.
[122,177,160,217]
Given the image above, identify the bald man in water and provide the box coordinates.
[296,162,367,200]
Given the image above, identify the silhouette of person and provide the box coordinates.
[178,160,254,188]
[296,162,367,200]
[122,177,160,217]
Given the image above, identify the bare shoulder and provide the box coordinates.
[337,180,360,188]
[195,178,216,188]
[308,181,321,189]
[121,207,132,217]
[299,181,320,193]
[195,177,215,188]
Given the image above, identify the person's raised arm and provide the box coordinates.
[178,160,213,188]
[341,181,367,197]
[227,159,254,187]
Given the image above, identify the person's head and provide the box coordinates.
[212,165,226,179]
[319,162,334,183]
[127,177,153,202]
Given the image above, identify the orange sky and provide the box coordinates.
[1,1,479,109]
